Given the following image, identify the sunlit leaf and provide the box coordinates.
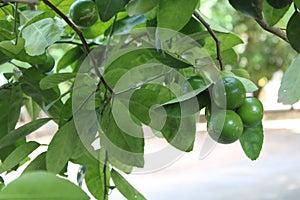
[46,120,78,174]
[278,54,300,104]
[22,18,63,56]
[0,141,40,174]
[0,118,51,149]
[39,73,76,90]
[157,0,198,32]
[85,158,110,200]
[111,169,146,200]
[126,0,159,16]
[0,171,89,199]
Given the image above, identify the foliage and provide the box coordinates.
[0,0,299,199]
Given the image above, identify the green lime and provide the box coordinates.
[36,51,55,73]
[69,0,98,28]
[237,97,264,127]
[207,110,243,144]
[212,76,246,110]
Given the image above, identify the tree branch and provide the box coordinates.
[255,18,289,42]
[193,11,225,71]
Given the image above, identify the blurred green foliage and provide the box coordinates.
[201,0,297,91]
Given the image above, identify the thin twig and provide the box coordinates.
[193,11,225,70]
[41,0,113,93]
[255,19,289,42]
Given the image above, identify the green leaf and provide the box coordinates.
[263,0,290,26]
[161,89,210,118]
[161,115,196,151]
[221,48,238,65]
[231,69,251,80]
[287,12,300,53]
[38,0,72,15]
[104,47,191,87]
[46,120,78,174]
[111,169,146,200]
[0,118,51,149]
[0,84,23,139]
[129,86,175,125]
[0,145,16,162]
[228,0,263,19]
[22,18,63,56]
[295,0,300,9]
[24,96,41,120]
[278,54,300,104]
[20,68,63,119]
[239,122,264,160]
[39,73,76,90]
[0,20,15,41]
[157,0,199,31]
[100,105,144,167]
[0,38,48,65]
[95,0,130,22]
[0,141,40,174]
[204,32,243,56]
[0,171,89,199]
[106,15,146,35]
[56,46,84,72]
[126,0,159,16]
[85,159,110,200]
[0,51,10,65]
[20,10,55,31]
[266,0,292,9]
[129,85,196,151]
[23,152,47,173]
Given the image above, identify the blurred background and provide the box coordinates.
[1,0,300,199]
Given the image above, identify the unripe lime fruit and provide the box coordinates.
[207,110,243,144]
[237,97,264,127]
[69,0,98,28]
[212,76,246,110]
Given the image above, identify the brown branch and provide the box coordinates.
[42,0,113,93]
[193,11,225,71]
[255,18,289,42]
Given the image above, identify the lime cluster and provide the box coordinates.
[205,76,264,144]
[69,0,98,28]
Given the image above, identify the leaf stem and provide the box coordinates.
[193,11,225,70]
[41,0,113,94]
[255,18,289,42]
